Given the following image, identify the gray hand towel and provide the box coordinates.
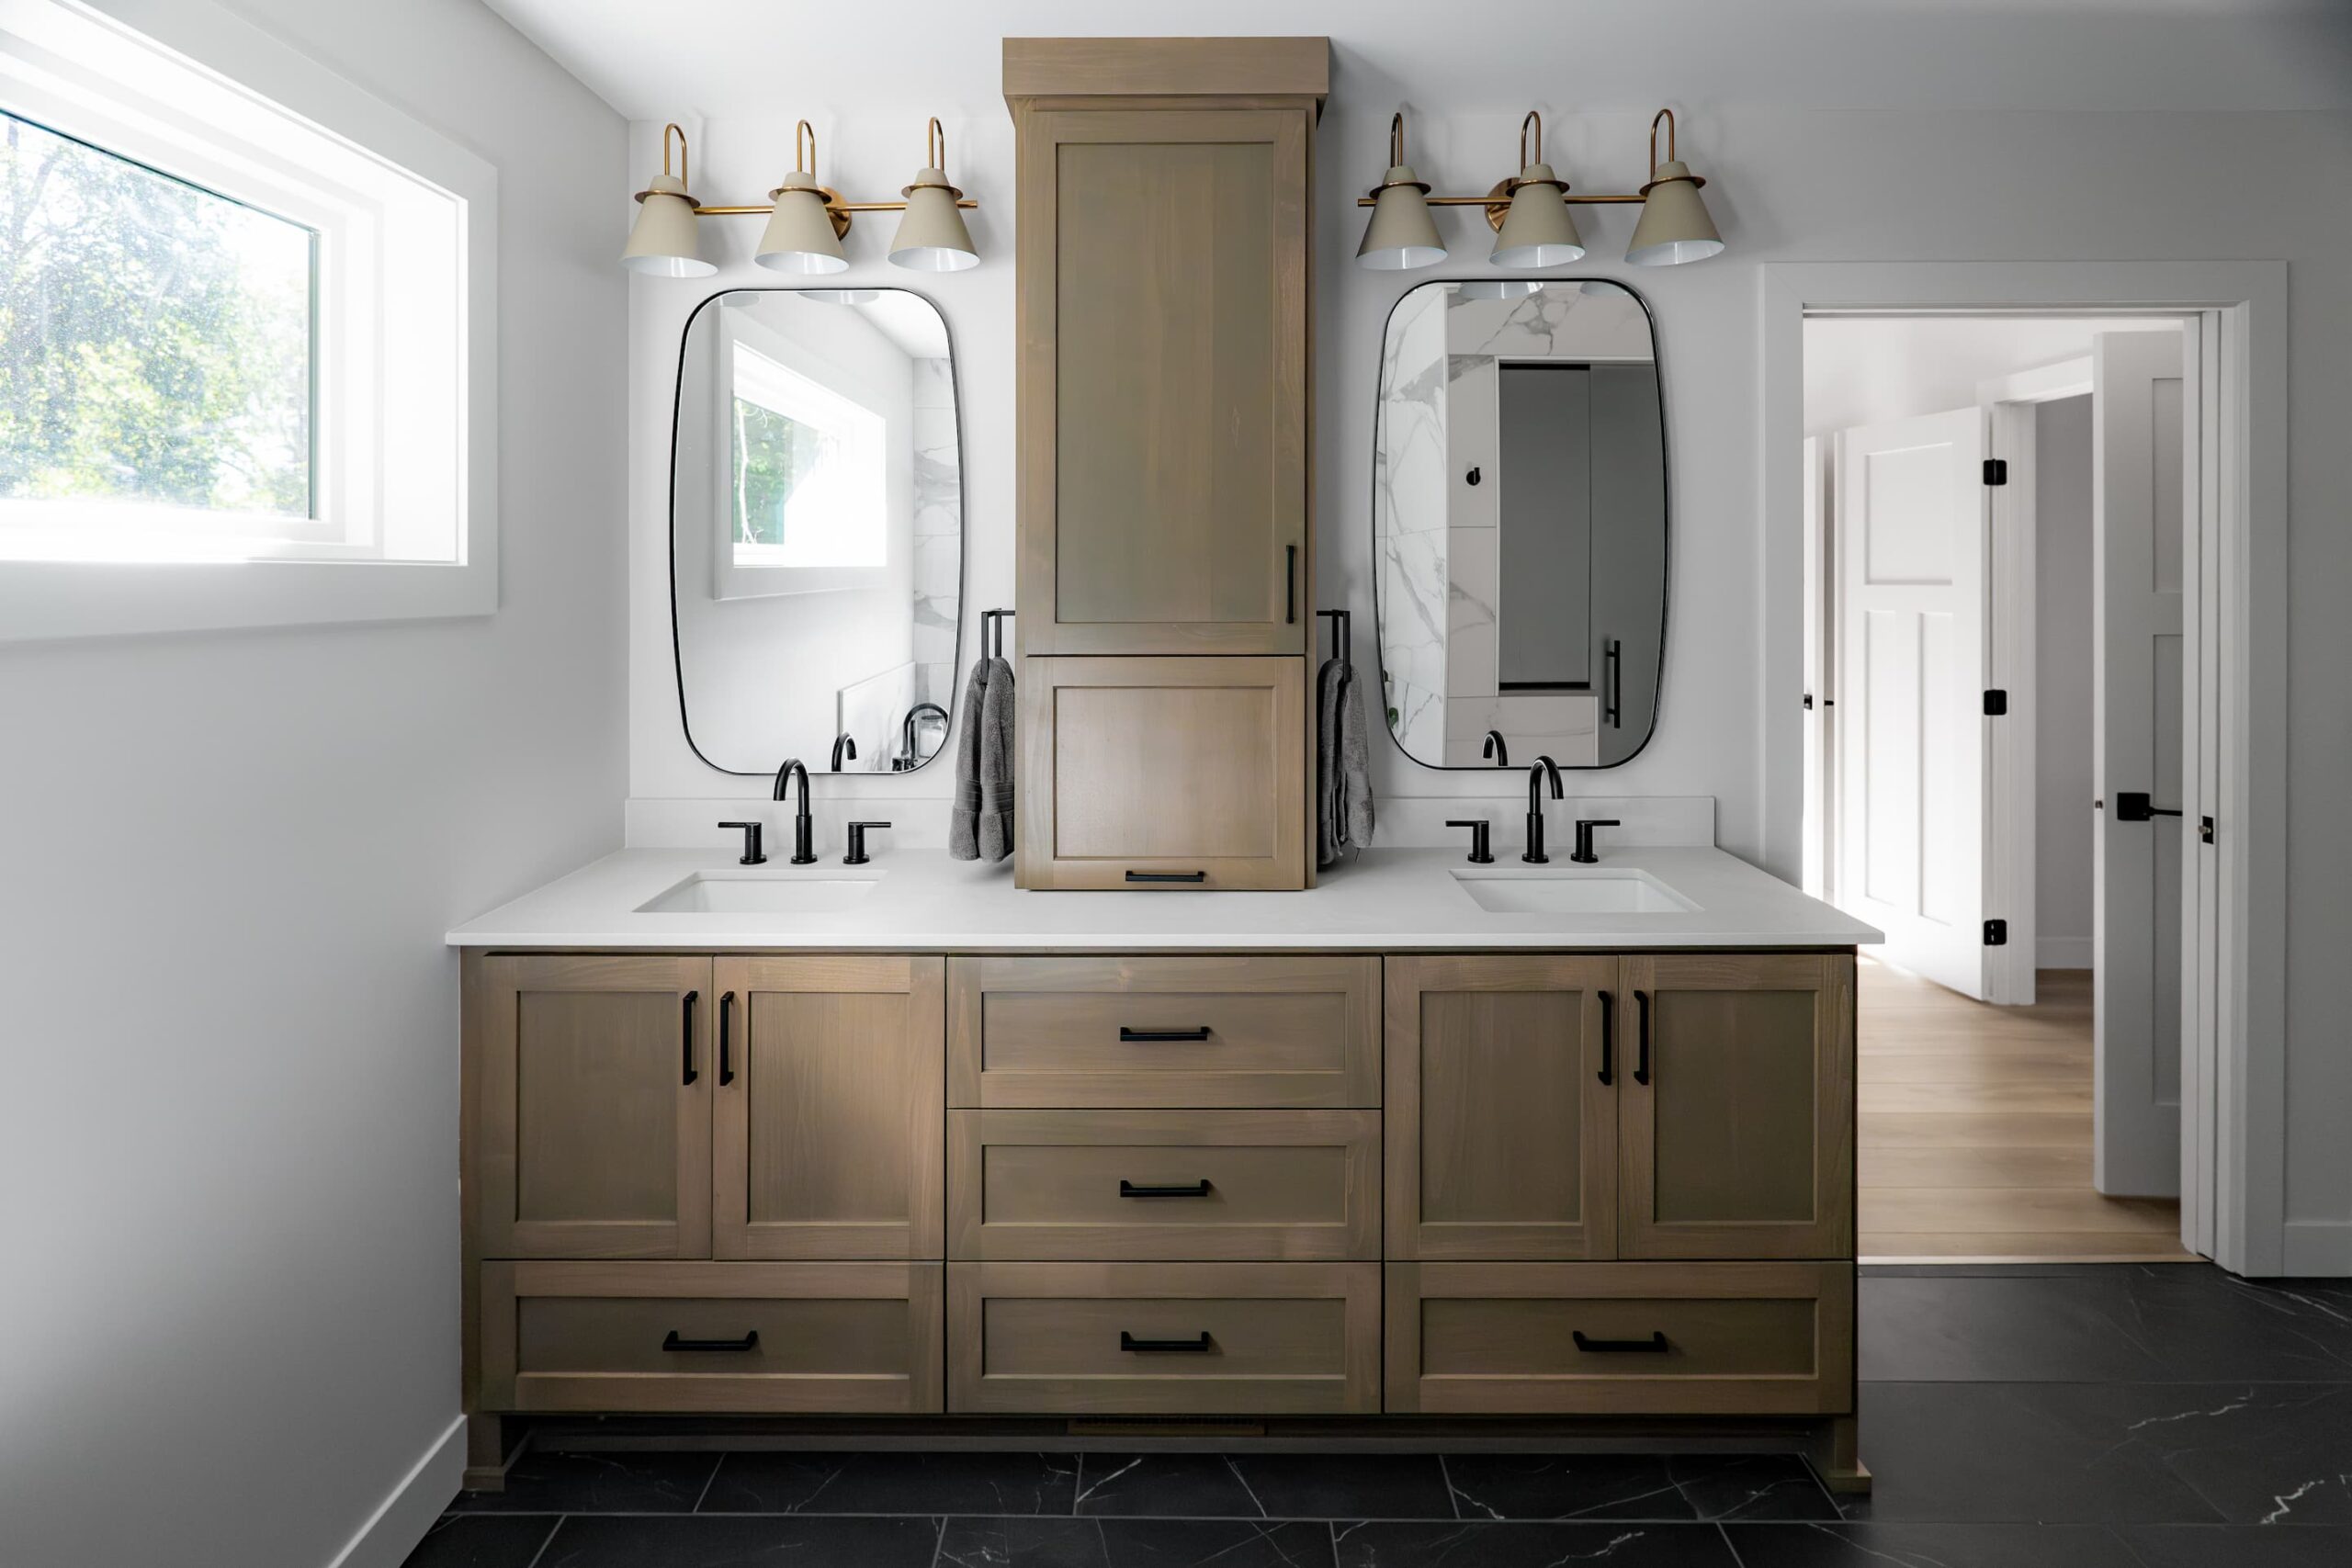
[1339,661,1375,851]
[976,655,1017,863]
[947,657,992,860]
[1316,658,1345,867]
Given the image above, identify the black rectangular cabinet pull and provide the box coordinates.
[718,990,736,1086]
[1573,1330,1669,1354]
[1120,1331,1214,1354]
[1120,1025,1212,1043]
[662,1330,759,1353]
[681,989,699,1086]
[1125,870,1208,884]
[1597,989,1615,1086]
[1634,990,1652,1085]
[1120,1179,1214,1199]
[1285,544,1298,624]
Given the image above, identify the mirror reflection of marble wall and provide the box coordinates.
[673,289,962,774]
[1374,280,1666,769]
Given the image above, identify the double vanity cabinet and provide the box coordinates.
[458,921,1863,1490]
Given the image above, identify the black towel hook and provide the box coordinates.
[1316,607,1351,667]
[979,608,1013,660]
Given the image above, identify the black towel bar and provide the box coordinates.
[979,608,1014,660]
[1317,607,1351,667]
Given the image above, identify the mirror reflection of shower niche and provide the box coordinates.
[671,289,964,774]
[1373,280,1666,768]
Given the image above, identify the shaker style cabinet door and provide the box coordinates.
[1015,107,1309,656]
[1617,954,1856,1260]
[710,956,945,1261]
[475,954,714,1260]
[1385,955,1622,1261]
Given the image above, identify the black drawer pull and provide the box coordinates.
[1634,989,1651,1086]
[1120,1179,1213,1199]
[1120,1026,1212,1043]
[662,1330,759,1353]
[1286,544,1298,624]
[1597,989,1614,1087]
[681,989,699,1086]
[718,990,736,1085]
[1125,870,1208,885]
[1573,1330,1669,1354]
[1120,1331,1213,1354]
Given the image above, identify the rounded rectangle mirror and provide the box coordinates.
[670,288,963,774]
[1373,278,1666,769]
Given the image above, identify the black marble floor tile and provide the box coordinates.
[398,1515,560,1568]
[1098,1518,1335,1568]
[534,1513,941,1567]
[1724,1521,2145,1567]
[2117,1524,2352,1566]
[447,1450,719,1514]
[1331,1520,1736,1567]
[1222,1455,1454,1520]
[940,1517,1114,1568]
[698,1450,1078,1515]
[2125,1384,2352,1524]
[1672,1456,1841,1521]
[1835,1382,2230,1524]
[1439,1454,1695,1520]
[1074,1454,1261,1517]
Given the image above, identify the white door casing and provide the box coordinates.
[1835,406,1990,999]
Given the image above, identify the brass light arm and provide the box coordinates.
[672,116,979,219]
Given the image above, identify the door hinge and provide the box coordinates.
[1983,689,2007,716]
[1803,693,1815,710]
[1983,919,2008,947]
[1984,457,2008,486]
[2200,815,2216,845]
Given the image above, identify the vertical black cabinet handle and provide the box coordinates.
[1598,989,1615,1086]
[718,990,736,1086]
[1634,989,1651,1085]
[681,989,699,1086]
[1604,638,1623,728]
[1285,544,1298,624]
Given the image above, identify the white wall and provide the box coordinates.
[0,2,628,1564]
[2035,394,2096,970]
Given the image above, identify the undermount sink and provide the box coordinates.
[1449,867,1697,916]
[637,870,883,914]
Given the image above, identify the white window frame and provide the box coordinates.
[0,0,496,640]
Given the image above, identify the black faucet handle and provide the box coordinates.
[718,820,765,865]
[1569,818,1622,865]
[843,820,892,866]
[1445,819,1496,865]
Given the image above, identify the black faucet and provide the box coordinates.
[1523,755,1565,864]
[1569,817,1621,865]
[896,703,950,771]
[830,733,857,772]
[772,758,817,864]
[1483,729,1510,768]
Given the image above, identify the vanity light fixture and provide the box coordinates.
[618,118,983,275]
[1356,104,1725,269]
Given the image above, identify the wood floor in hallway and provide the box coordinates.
[1856,958,2199,1262]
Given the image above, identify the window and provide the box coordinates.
[0,0,495,640]
[729,345,886,570]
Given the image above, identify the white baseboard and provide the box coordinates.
[2283,1220,2352,1278]
[2038,937,2092,970]
[323,1414,465,1568]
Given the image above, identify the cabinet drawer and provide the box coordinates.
[948,956,1379,1108]
[948,1262,1379,1415]
[1385,1262,1853,1416]
[949,1110,1379,1260]
[479,1261,943,1415]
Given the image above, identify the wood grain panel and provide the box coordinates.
[1001,37,1329,100]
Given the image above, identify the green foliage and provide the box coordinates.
[730,396,818,548]
[0,112,311,519]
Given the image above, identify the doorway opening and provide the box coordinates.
[1800,311,2208,1264]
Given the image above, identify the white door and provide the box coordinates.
[2093,329,2191,1197]
[1835,407,1990,998]
[1802,436,1829,899]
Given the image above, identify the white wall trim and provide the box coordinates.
[321,1415,464,1568]
[1761,260,2289,1276]
[2284,1222,2352,1279]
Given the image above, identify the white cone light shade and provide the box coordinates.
[756,172,848,274]
[1489,164,1583,267]
[889,170,978,272]
[622,173,716,277]
[1626,160,1724,265]
[1356,166,1444,270]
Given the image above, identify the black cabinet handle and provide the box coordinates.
[1573,1330,1668,1354]
[1598,989,1614,1087]
[681,989,699,1086]
[662,1330,759,1353]
[1125,870,1208,885]
[1120,1179,1214,1198]
[1634,989,1651,1086]
[1285,544,1298,624]
[718,991,736,1086]
[1604,637,1623,728]
[1120,1026,1212,1043]
[1120,1331,1213,1354]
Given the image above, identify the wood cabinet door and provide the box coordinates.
[1618,954,1856,1260]
[1016,107,1309,656]
[1385,955,1620,1260]
[1017,656,1306,890]
[711,956,944,1261]
[476,954,713,1259]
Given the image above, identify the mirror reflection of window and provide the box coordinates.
[728,345,886,570]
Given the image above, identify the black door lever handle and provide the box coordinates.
[2114,791,2184,822]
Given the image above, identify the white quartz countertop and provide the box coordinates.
[446,847,1883,951]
